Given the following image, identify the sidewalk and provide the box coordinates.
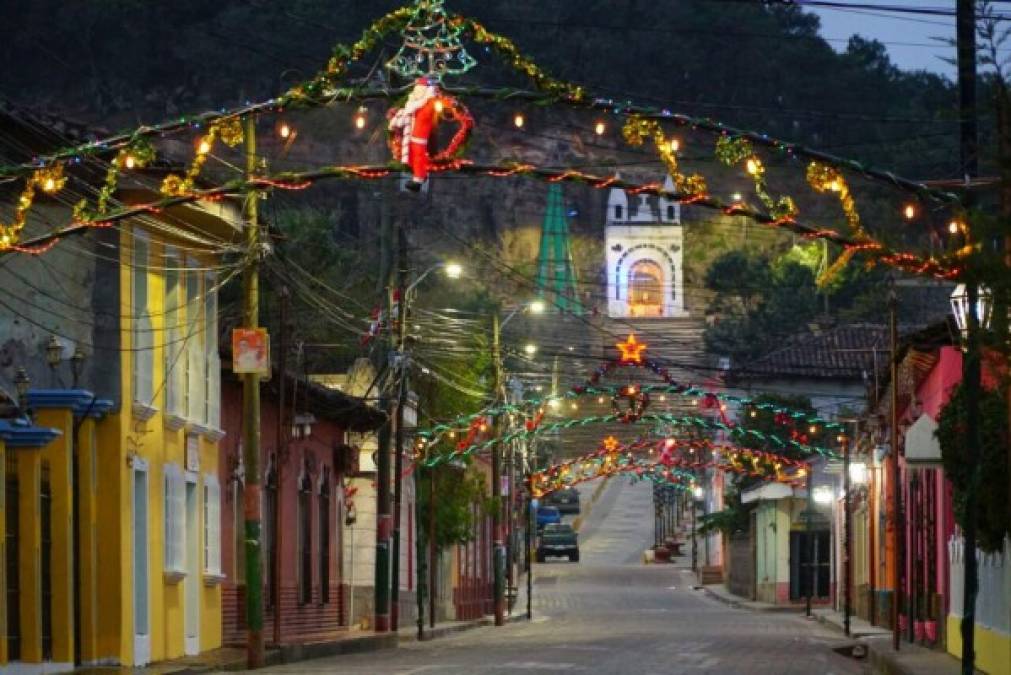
[701,583,802,612]
[79,611,524,674]
[809,609,971,675]
[703,584,971,675]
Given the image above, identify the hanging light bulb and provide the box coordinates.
[124,155,136,169]
[197,139,211,155]
[746,158,760,175]
[514,112,525,129]
[594,120,606,136]
[354,107,367,130]
[903,203,916,220]
[279,122,292,139]
[434,99,445,114]
[669,138,680,153]
[43,177,57,192]
[948,220,961,234]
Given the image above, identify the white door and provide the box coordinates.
[133,464,151,666]
[184,477,200,655]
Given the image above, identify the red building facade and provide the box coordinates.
[218,368,382,646]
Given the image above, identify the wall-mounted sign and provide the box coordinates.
[232,328,270,375]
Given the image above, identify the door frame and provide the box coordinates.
[132,459,151,667]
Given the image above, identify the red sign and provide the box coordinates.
[232,328,270,375]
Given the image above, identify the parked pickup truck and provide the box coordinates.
[536,523,579,563]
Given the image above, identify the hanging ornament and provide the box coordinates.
[613,385,650,423]
[386,0,478,80]
[387,77,474,191]
[615,333,647,364]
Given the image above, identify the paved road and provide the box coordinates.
[257,478,866,674]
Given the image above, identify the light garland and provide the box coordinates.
[622,116,706,196]
[161,118,244,197]
[716,136,798,220]
[0,165,66,252]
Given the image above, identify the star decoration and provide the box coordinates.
[616,333,647,364]
[603,436,620,452]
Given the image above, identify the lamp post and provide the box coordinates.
[492,299,545,627]
[950,281,990,675]
[14,367,31,416]
[691,484,704,576]
[46,335,62,386]
[392,258,464,631]
[840,433,852,637]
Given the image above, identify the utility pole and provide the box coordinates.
[416,461,425,640]
[374,201,396,634]
[842,433,851,637]
[805,466,814,618]
[889,288,902,651]
[956,2,980,672]
[242,114,265,670]
[274,285,289,648]
[391,219,409,631]
[526,450,533,620]
[491,311,506,626]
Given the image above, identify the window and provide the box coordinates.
[628,260,664,317]
[667,205,676,221]
[132,233,154,406]
[164,464,186,576]
[319,468,331,604]
[298,469,312,605]
[204,271,221,429]
[204,475,222,576]
[184,258,204,422]
[614,205,623,221]
[164,248,184,417]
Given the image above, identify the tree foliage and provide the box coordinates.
[418,462,491,550]
[936,382,1010,553]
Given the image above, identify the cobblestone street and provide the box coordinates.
[251,479,866,674]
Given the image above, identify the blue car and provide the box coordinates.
[536,505,561,531]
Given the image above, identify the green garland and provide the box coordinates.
[936,383,1010,553]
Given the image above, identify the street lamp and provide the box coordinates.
[950,280,988,674]
[523,344,538,357]
[950,283,992,344]
[812,485,834,505]
[405,261,464,297]
[71,348,86,388]
[14,367,31,416]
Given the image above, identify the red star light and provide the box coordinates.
[603,436,620,452]
[616,333,647,364]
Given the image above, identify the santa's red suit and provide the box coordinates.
[389,78,442,190]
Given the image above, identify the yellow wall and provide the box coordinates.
[93,230,224,666]
[946,616,1011,675]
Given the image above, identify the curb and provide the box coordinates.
[700,585,802,613]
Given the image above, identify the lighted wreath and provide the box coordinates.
[613,385,650,423]
[387,78,474,190]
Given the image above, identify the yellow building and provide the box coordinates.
[0,112,243,669]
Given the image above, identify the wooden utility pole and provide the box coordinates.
[274,285,289,648]
[391,220,409,630]
[242,114,265,669]
[491,311,506,626]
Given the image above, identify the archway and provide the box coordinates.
[628,260,664,317]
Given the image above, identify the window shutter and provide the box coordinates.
[164,465,185,574]
[204,476,221,575]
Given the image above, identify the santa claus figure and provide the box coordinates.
[388,76,443,192]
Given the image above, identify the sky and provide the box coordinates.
[808,1,958,79]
